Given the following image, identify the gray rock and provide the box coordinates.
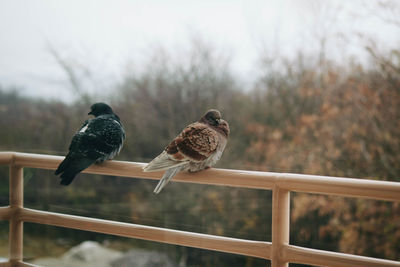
[29,241,178,267]
[30,241,122,267]
[110,249,177,267]
[29,257,70,267]
[62,241,122,263]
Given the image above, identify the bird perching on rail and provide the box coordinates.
[143,109,230,194]
[55,102,126,185]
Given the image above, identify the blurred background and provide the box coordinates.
[0,0,399,266]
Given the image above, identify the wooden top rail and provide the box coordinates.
[0,206,11,220]
[0,152,399,201]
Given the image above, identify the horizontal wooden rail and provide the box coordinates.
[1,152,276,190]
[0,152,14,165]
[16,207,271,260]
[0,207,11,220]
[1,152,400,201]
[282,245,400,267]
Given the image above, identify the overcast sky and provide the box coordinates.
[0,0,399,102]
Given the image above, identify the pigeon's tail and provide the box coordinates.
[59,171,78,186]
[55,155,95,186]
[55,154,72,175]
[153,166,183,194]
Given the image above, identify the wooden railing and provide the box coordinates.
[0,151,399,267]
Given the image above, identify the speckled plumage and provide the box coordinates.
[55,103,125,185]
[143,109,229,194]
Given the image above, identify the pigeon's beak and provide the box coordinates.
[88,111,93,115]
[216,118,221,124]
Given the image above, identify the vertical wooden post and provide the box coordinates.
[9,166,23,267]
[271,186,290,267]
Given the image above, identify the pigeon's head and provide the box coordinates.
[202,109,222,126]
[88,102,114,117]
[201,109,230,137]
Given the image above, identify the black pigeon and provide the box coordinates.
[55,102,126,185]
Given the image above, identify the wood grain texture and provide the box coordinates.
[18,208,271,260]
[282,245,400,267]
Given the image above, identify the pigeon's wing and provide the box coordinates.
[55,129,99,176]
[72,116,125,160]
[55,116,125,185]
[171,123,219,160]
[77,119,90,134]
[55,119,91,176]
[143,122,219,172]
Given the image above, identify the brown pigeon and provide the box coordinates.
[143,109,230,194]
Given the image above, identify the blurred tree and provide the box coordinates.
[247,40,400,260]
